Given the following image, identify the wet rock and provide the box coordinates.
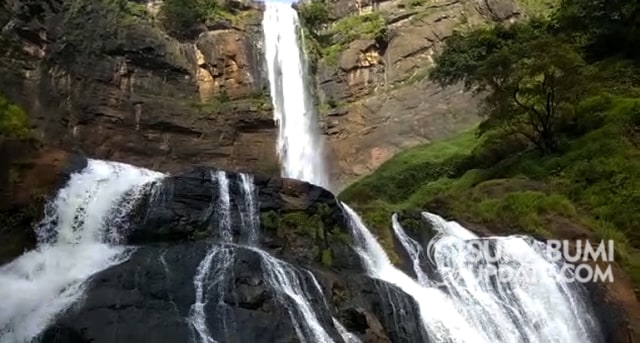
[0,140,86,263]
[38,242,347,343]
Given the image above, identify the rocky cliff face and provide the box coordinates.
[0,0,277,174]
[314,0,521,187]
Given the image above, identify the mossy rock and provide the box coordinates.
[259,207,352,268]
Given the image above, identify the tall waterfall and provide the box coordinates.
[262,2,329,188]
[0,160,163,342]
[341,202,602,343]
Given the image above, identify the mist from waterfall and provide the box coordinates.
[262,2,329,188]
[0,160,163,342]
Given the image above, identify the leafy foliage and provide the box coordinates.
[342,0,640,286]
[554,0,640,60]
[159,0,236,39]
[0,95,29,138]
[299,9,388,67]
[431,21,605,153]
[297,0,331,32]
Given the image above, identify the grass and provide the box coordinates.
[340,129,478,204]
[339,95,640,286]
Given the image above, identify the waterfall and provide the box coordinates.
[0,159,163,342]
[238,173,259,245]
[343,204,603,343]
[186,171,345,343]
[252,247,334,343]
[188,171,233,343]
[418,212,602,343]
[262,2,329,188]
[341,204,483,342]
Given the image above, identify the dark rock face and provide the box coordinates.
[39,242,333,343]
[36,167,429,342]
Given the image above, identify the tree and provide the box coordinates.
[159,0,234,39]
[159,0,206,38]
[554,0,640,59]
[297,0,331,32]
[431,25,597,153]
[481,38,596,152]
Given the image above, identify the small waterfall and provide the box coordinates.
[262,2,329,188]
[187,171,343,343]
[0,159,163,342]
[341,204,482,342]
[238,173,259,245]
[252,247,334,343]
[418,212,602,343]
[188,171,233,343]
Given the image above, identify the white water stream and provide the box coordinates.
[0,160,163,342]
[262,2,329,188]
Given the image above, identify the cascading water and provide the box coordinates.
[418,212,602,343]
[343,204,603,343]
[188,171,234,343]
[262,2,329,188]
[238,173,259,245]
[0,159,163,342]
[259,5,601,339]
[342,204,484,342]
[186,171,345,343]
[252,248,334,343]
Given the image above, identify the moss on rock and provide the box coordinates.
[259,205,352,268]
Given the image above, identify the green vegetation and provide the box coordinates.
[0,95,29,138]
[321,12,387,66]
[190,90,271,114]
[297,0,331,32]
[260,205,351,268]
[340,0,640,285]
[298,1,389,67]
[515,0,559,17]
[159,0,238,39]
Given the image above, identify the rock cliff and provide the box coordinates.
[313,0,521,187]
[0,0,277,174]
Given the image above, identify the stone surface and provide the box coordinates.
[0,0,277,175]
[315,0,522,188]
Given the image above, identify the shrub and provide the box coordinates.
[159,0,235,39]
[0,95,29,138]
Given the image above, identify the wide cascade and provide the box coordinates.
[0,160,164,342]
[342,203,603,343]
[0,2,609,343]
[262,2,329,188]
